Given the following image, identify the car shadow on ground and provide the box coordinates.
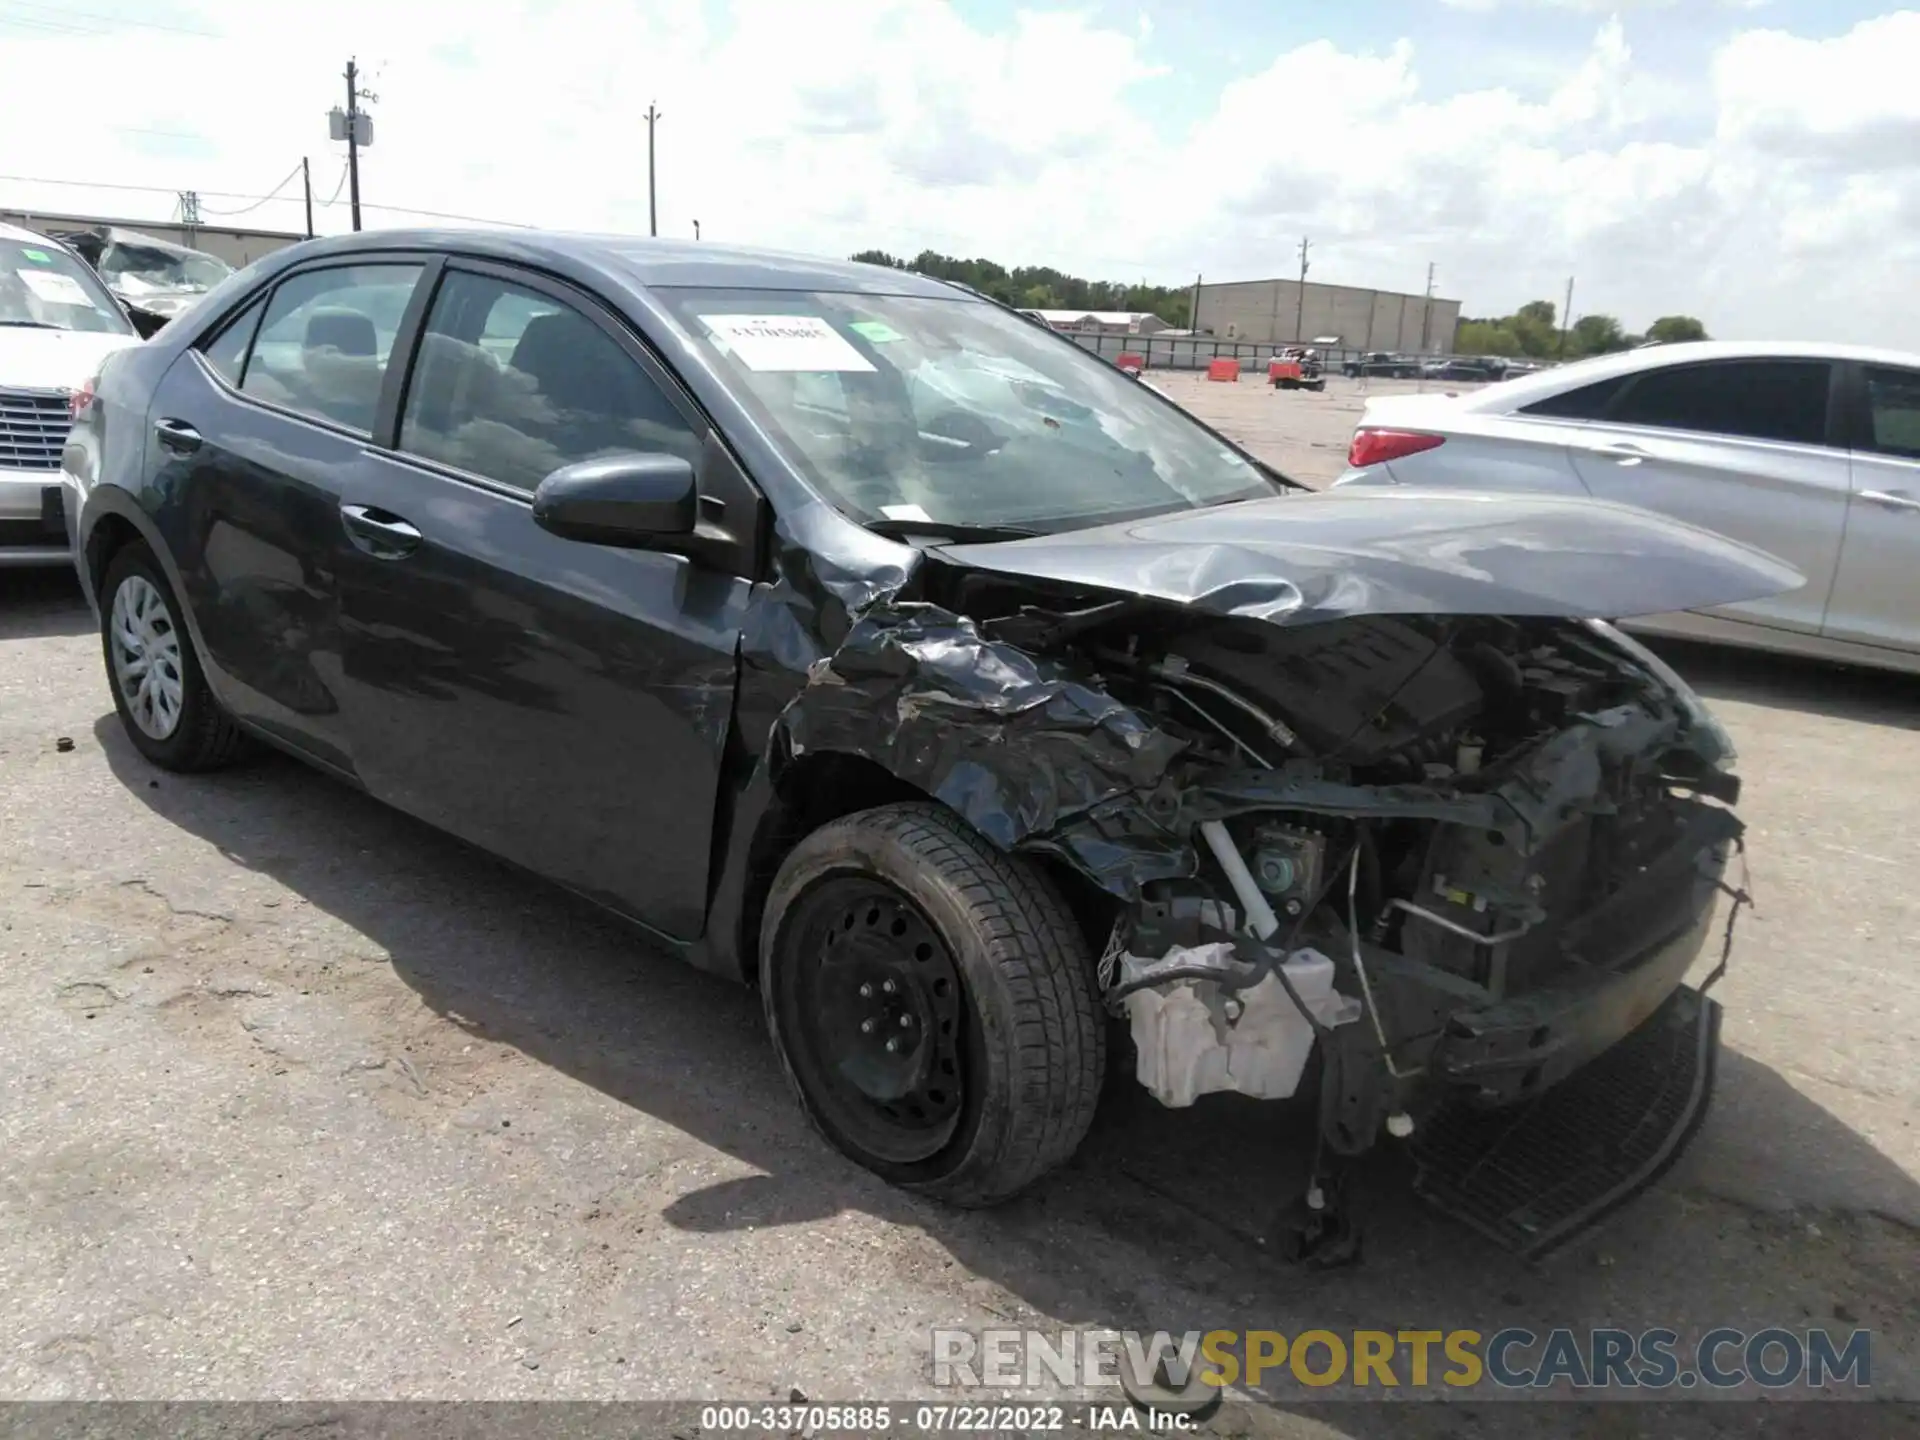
[90,700,1920,1425]
[0,569,94,641]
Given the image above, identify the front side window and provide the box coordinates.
[1862,366,1920,461]
[398,269,701,492]
[658,289,1277,534]
[0,235,133,335]
[240,263,424,434]
[1607,360,1831,447]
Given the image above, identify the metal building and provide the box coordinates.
[0,209,306,270]
[1193,277,1462,354]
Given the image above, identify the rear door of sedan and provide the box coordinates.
[142,256,428,772]
[1822,362,1920,654]
[332,258,759,942]
[1560,357,1848,636]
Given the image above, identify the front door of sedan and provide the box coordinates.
[142,259,427,772]
[1563,357,1848,635]
[1823,363,1920,654]
[333,261,753,941]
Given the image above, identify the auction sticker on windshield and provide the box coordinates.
[700,314,876,372]
[17,269,91,305]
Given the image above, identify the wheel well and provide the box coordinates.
[736,753,1117,985]
[85,513,141,597]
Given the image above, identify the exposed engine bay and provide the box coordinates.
[961,585,1745,1257]
[773,556,1752,1260]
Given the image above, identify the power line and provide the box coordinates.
[0,171,535,231]
[0,1,220,38]
[199,162,305,217]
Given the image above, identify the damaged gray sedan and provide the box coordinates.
[68,234,1798,1261]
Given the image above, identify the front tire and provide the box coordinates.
[761,803,1105,1206]
[100,542,246,772]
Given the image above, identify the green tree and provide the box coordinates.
[1455,320,1521,357]
[1646,315,1709,344]
[1569,313,1630,356]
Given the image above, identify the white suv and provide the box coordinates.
[1335,340,1920,674]
[0,221,142,567]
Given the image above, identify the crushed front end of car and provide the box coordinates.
[748,490,1781,1260]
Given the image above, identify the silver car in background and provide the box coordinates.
[1335,340,1920,674]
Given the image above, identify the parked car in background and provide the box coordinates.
[0,221,142,567]
[1420,356,1506,383]
[1341,351,1421,379]
[63,232,1791,1260]
[49,225,235,338]
[1336,340,1920,673]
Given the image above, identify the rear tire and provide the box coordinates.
[100,542,247,772]
[760,802,1105,1207]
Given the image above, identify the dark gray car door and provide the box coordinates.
[142,259,427,772]
[332,260,755,941]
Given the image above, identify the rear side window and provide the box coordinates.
[240,263,424,434]
[199,296,267,386]
[1862,366,1920,460]
[397,268,701,492]
[1520,374,1628,420]
[1607,361,1832,446]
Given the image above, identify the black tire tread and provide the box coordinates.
[763,802,1104,1207]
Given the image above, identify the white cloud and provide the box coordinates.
[0,2,1914,343]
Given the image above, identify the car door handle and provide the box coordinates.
[153,418,202,454]
[340,503,423,557]
[1596,441,1649,466]
[1860,489,1920,512]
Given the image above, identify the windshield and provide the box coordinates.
[0,237,133,334]
[101,237,233,295]
[661,288,1278,533]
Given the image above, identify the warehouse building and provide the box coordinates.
[0,209,305,270]
[1193,277,1462,354]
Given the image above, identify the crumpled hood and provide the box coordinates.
[939,487,1803,625]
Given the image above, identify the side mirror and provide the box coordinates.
[532,452,698,548]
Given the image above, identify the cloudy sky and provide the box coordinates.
[3,0,1915,342]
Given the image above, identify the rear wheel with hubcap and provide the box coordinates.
[100,542,247,772]
[761,802,1105,1206]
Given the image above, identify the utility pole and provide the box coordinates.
[302,157,314,238]
[693,219,700,241]
[328,64,375,232]
[1557,275,1575,358]
[1294,235,1311,343]
[645,103,662,238]
[1189,272,1202,333]
[177,191,200,248]
[346,59,363,231]
[1419,261,1436,352]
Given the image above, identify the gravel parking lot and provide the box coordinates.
[2,372,1916,1426]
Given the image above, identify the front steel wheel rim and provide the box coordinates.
[780,876,967,1166]
[110,574,185,741]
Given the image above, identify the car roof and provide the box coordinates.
[1464,338,1920,412]
[274,227,967,298]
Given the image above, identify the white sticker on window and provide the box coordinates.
[880,503,932,523]
[699,314,875,373]
[17,269,91,305]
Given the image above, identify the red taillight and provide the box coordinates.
[1347,427,1444,468]
[69,374,99,420]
